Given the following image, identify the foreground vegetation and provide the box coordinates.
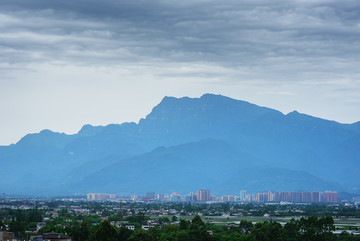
[0,199,359,240]
[70,215,360,241]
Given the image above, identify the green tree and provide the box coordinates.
[118,227,133,241]
[298,216,335,241]
[177,230,191,241]
[179,219,190,230]
[158,217,170,224]
[148,226,162,241]
[93,220,118,241]
[128,229,153,241]
[189,215,212,241]
[0,220,6,230]
[239,220,253,234]
[282,218,300,241]
[191,215,205,229]
[251,222,271,241]
[8,220,26,239]
[72,220,91,241]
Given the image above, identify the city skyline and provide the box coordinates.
[85,190,340,203]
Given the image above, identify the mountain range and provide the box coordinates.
[0,94,359,196]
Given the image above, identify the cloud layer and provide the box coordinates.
[0,0,359,144]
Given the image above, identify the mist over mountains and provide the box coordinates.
[1,94,359,195]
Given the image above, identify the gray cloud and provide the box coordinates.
[0,0,359,144]
[1,0,359,68]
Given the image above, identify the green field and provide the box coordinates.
[155,215,360,233]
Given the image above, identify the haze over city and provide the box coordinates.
[1,0,360,145]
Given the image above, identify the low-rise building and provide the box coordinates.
[37,222,46,231]
[0,231,14,241]
[125,225,135,230]
[30,232,71,241]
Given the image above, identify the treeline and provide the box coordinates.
[1,203,360,240]
[0,208,43,238]
[70,215,360,241]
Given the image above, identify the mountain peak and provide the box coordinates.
[287,110,300,116]
[159,93,233,103]
[157,94,249,108]
[200,93,224,99]
[141,93,282,137]
[78,124,104,137]
[160,96,177,102]
[78,124,95,134]
[39,129,55,134]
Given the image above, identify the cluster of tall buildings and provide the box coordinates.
[142,192,182,201]
[196,190,211,201]
[141,190,217,202]
[87,193,116,201]
[144,190,338,203]
[239,190,338,203]
[87,190,339,203]
[185,190,234,202]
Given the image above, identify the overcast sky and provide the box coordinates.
[0,0,359,145]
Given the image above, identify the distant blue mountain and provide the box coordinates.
[73,139,341,195]
[0,94,359,195]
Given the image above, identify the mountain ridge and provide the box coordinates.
[0,94,359,195]
[10,94,358,147]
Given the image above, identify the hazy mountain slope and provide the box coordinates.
[75,139,251,193]
[76,139,339,194]
[0,124,148,194]
[227,110,360,183]
[0,93,358,195]
[223,167,343,193]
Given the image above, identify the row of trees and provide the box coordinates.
[1,206,359,241]
[0,209,43,238]
[70,215,360,241]
[71,215,212,241]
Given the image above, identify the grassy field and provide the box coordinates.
[154,215,360,232]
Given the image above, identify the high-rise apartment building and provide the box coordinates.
[311,192,321,203]
[196,190,211,202]
[325,191,337,203]
[240,190,247,202]
[290,192,301,202]
[186,192,197,202]
[156,194,165,201]
[145,192,155,200]
[221,195,236,202]
[87,193,116,201]
[274,192,290,202]
[302,192,312,203]
[257,193,269,202]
